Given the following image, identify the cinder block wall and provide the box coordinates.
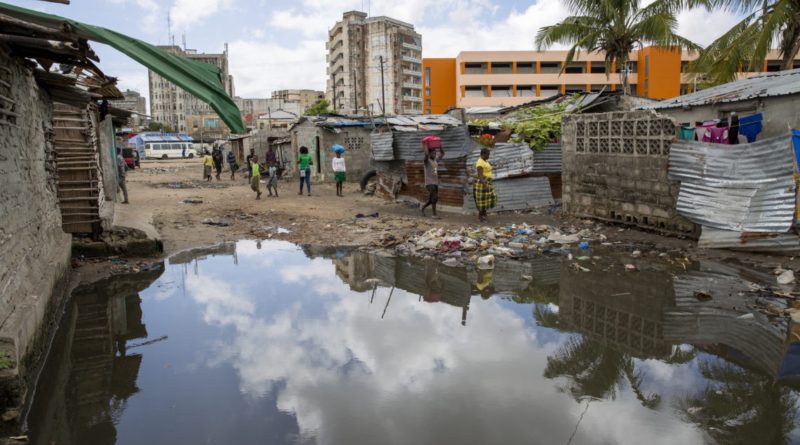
[561,111,696,234]
[0,50,72,405]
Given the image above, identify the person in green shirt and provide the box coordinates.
[250,154,262,200]
[298,146,313,196]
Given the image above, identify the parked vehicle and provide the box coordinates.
[127,132,195,160]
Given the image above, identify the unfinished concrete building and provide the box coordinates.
[326,11,423,116]
[148,44,235,134]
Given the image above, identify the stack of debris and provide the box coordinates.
[669,135,800,253]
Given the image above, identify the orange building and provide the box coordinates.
[423,47,800,112]
[422,58,457,114]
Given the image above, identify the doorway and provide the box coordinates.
[315,136,322,174]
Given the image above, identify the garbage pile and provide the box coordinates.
[392,223,608,268]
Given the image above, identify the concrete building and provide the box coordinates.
[110,89,147,129]
[423,48,800,111]
[289,116,375,181]
[272,89,324,110]
[148,44,235,134]
[326,11,423,116]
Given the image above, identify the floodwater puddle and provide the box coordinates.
[23,241,800,444]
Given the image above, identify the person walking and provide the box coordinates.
[116,148,129,204]
[298,146,313,196]
[212,146,223,180]
[473,148,496,223]
[421,137,443,217]
[226,149,238,180]
[332,144,346,197]
[245,149,256,179]
[250,154,262,200]
[267,161,279,197]
[202,152,213,181]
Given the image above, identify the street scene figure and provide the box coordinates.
[202,152,214,182]
[332,144,346,197]
[250,154,262,200]
[116,148,129,204]
[246,149,256,178]
[267,162,279,197]
[212,146,223,180]
[226,149,238,180]
[298,146,313,196]
[421,136,443,217]
[473,148,496,223]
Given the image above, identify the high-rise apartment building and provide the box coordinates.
[148,44,235,135]
[271,89,324,111]
[423,48,800,113]
[326,11,423,116]
[110,89,147,129]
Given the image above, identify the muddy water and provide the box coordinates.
[24,241,800,445]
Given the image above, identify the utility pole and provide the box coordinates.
[379,55,386,116]
[331,72,337,112]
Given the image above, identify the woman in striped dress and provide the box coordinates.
[473,148,496,223]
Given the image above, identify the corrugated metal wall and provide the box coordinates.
[393,126,470,160]
[402,157,467,207]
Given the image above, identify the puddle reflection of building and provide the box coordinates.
[26,267,164,445]
[332,252,561,325]
[169,242,238,269]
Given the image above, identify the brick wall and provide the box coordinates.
[562,111,696,234]
[0,49,72,408]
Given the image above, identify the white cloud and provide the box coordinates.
[109,0,162,35]
[170,0,232,31]
[228,39,326,97]
[677,9,742,47]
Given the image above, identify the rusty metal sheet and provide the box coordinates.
[698,226,800,253]
[668,135,796,232]
[402,158,467,207]
[371,131,394,161]
[463,176,554,213]
[393,126,471,161]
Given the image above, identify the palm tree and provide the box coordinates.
[689,0,800,85]
[535,0,704,95]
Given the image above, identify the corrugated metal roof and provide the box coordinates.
[393,126,471,161]
[668,135,796,232]
[371,131,394,161]
[697,227,800,253]
[646,68,800,110]
[385,114,463,127]
[463,176,554,212]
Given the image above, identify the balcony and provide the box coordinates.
[402,54,422,64]
[403,95,423,103]
[402,68,422,76]
[403,82,422,89]
[402,42,422,51]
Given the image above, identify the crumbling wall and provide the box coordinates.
[561,111,696,234]
[0,50,71,411]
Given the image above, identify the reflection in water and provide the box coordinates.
[25,242,800,445]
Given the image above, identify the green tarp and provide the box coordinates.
[0,2,244,134]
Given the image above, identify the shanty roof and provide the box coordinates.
[258,110,297,120]
[0,2,244,133]
[646,69,800,110]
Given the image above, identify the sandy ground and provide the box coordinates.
[108,158,800,273]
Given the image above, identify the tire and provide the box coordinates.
[360,170,377,191]
[161,154,168,160]
[188,153,194,159]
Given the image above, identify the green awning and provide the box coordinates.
[0,2,244,134]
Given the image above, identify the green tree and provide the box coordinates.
[304,99,332,116]
[535,0,704,95]
[689,0,800,85]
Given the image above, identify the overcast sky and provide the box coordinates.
[6,0,740,106]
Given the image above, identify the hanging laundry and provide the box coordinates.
[739,113,763,143]
[695,120,719,141]
[679,126,695,141]
[701,126,729,144]
[728,112,740,145]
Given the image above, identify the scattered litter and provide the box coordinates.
[687,407,703,415]
[355,212,380,219]
[276,227,291,234]
[625,264,637,271]
[777,270,796,285]
[736,313,755,320]
[632,250,642,258]
[477,255,495,270]
[182,197,203,204]
[611,292,631,297]
[442,258,460,267]
[202,218,232,227]
[789,308,800,323]
[579,241,590,250]
[570,263,590,272]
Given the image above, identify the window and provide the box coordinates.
[517,85,535,97]
[540,85,560,97]
[343,136,364,150]
[517,62,535,74]
[492,85,513,97]
[564,63,585,74]
[425,67,431,87]
[644,56,650,77]
[491,62,512,74]
[464,86,487,97]
[539,62,561,74]
[767,61,782,72]
[464,63,488,74]
[590,62,606,74]
[565,85,584,94]
[425,88,431,96]
[425,99,431,107]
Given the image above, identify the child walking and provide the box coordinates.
[267,160,279,197]
[202,153,213,181]
[250,154,262,200]
[298,146,313,196]
[226,149,238,180]
[332,145,346,197]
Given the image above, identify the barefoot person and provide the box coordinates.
[250,154,262,200]
[332,144,346,197]
[421,136,443,217]
[267,161,279,197]
[473,148,496,223]
[226,148,238,180]
[298,146,313,196]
